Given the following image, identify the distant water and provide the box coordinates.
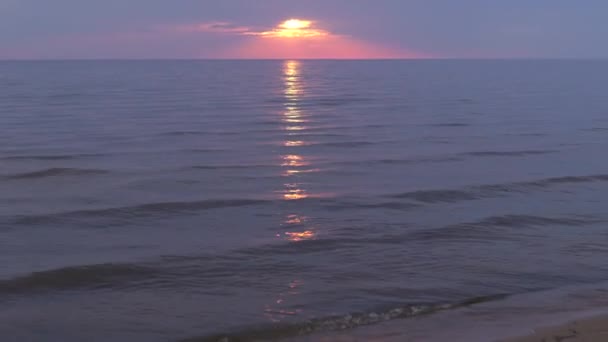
[1,60,608,342]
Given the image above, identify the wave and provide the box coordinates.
[0,263,154,294]
[514,132,547,137]
[328,149,554,169]
[390,174,608,203]
[462,214,598,228]
[252,120,282,126]
[428,123,470,127]
[311,141,375,148]
[331,156,462,168]
[4,167,109,180]
[12,199,268,225]
[0,153,105,161]
[239,214,600,256]
[180,294,509,342]
[462,150,557,157]
[190,164,275,170]
[48,92,86,99]
[355,201,422,210]
[584,127,608,132]
[404,214,601,243]
[160,131,208,136]
[182,148,226,153]
[264,96,372,108]
[0,253,301,295]
[238,238,357,256]
[392,189,478,203]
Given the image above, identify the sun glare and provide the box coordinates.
[280,19,312,30]
[255,18,329,39]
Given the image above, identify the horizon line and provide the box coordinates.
[1,57,607,62]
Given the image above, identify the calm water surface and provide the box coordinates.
[1,60,608,341]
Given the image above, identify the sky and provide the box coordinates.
[1,0,607,59]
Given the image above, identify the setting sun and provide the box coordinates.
[188,17,422,58]
[255,18,329,39]
[280,19,312,30]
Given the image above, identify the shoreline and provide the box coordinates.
[287,282,608,342]
[501,314,608,342]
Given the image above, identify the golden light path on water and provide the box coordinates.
[265,61,317,322]
[280,60,315,203]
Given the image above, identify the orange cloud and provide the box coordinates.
[172,18,427,59]
[174,19,330,38]
[248,19,330,39]
[174,21,252,34]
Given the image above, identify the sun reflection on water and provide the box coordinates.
[285,214,305,224]
[285,126,307,131]
[264,279,304,322]
[283,188,308,200]
[285,230,315,241]
[283,140,306,147]
[280,214,316,241]
[281,154,309,167]
[265,61,319,323]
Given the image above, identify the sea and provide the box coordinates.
[1,60,608,342]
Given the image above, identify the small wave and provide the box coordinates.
[0,153,105,161]
[191,164,275,170]
[468,215,599,228]
[531,174,608,185]
[48,92,85,99]
[331,156,462,168]
[323,199,421,211]
[267,96,371,108]
[4,168,109,180]
[239,238,357,256]
[378,157,463,164]
[13,199,268,225]
[428,123,470,127]
[472,215,602,228]
[314,97,364,107]
[390,174,608,204]
[183,148,226,153]
[312,141,375,148]
[181,295,509,342]
[504,132,547,137]
[324,201,420,211]
[463,150,557,157]
[0,263,154,294]
[407,215,601,242]
[161,131,208,136]
[356,202,422,210]
[393,189,479,203]
[252,120,282,126]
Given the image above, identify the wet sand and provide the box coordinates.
[288,283,608,342]
[502,314,608,342]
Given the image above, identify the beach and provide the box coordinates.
[504,315,608,342]
[288,282,608,342]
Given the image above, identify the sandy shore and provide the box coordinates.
[502,314,608,342]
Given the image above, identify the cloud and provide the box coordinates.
[3,18,426,59]
[172,19,333,39]
[174,21,252,34]
[248,19,331,38]
[164,18,427,59]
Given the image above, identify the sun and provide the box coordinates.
[280,19,312,30]
[255,18,329,39]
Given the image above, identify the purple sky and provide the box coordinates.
[1,0,607,59]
